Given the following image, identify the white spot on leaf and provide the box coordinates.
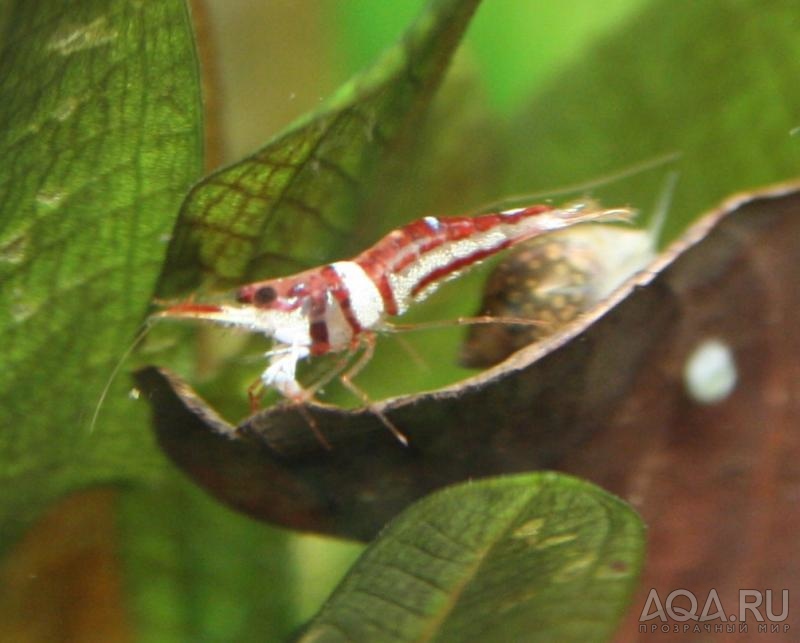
[53,96,82,122]
[683,338,737,404]
[9,286,39,323]
[47,17,118,56]
[36,191,65,210]
[552,553,596,583]
[512,518,545,540]
[0,232,29,265]
[534,533,579,549]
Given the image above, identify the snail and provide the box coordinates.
[460,173,676,368]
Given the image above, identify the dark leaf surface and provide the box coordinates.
[138,182,800,640]
[136,182,799,532]
[298,473,644,643]
[0,0,202,549]
[156,0,480,296]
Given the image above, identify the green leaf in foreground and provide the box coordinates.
[156,0,481,296]
[0,0,202,548]
[300,473,645,643]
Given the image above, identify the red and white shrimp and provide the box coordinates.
[158,200,632,442]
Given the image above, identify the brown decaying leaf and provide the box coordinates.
[137,181,799,637]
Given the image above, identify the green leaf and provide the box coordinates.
[0,1,202,548]
[156,0,481,296]
[299,473,644,643]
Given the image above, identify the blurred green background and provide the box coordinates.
[207,0,644,163]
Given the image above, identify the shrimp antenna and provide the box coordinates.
[479,151,682,213]
[88,320,155,434]
[385,315,549,334]
[646,169,680,247]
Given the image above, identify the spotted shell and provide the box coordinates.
[460,224,659,368]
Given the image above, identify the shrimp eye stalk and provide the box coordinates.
[253,286,277,306]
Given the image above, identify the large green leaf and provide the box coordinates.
[299,473,645,643]
[0,1,202,547]
[156,0,481,296]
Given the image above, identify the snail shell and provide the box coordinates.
[460,223,659,368]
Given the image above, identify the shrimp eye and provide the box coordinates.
[253,286,277,306]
